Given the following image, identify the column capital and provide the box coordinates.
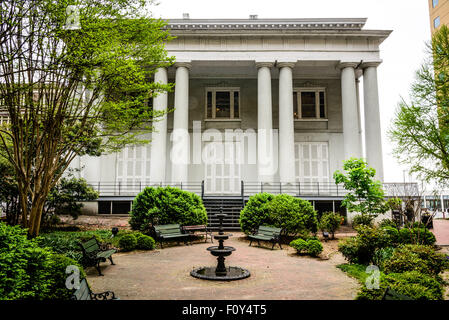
[255,61,275,68]
[174,61,192,70]
[338,61,359,69]
[360,60,382,69]
[277,61,296,69]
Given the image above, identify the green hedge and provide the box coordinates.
[356,271,443,300]
[0,222,85,300]
[240,193,318,236]
[129,186,207,232]
[382,245,448,277]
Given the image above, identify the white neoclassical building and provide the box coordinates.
[77,16,392,222]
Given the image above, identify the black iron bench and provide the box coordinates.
[248,225,282,250]
[72,278,118,300]
[154,224,191,248]
[382,287,413,300]
[79,237,116,276]
[182,225,213,243]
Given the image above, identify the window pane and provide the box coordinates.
[234,91,239,118]
[434,16,440,28]
[433,0,438,8]
[215,91,230,118]
[319,91,325,118]
[293,92,298,119]
[301,92,316,118]
[207,91,212,118]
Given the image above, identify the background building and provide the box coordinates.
[75,16,392,227]
[429,0,449,33]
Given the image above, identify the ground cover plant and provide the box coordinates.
[36,229,155,263]
[0,222,85,300]
[337,219,447,300]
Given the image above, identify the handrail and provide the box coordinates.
[86,180,420,198]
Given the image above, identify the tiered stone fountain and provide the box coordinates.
[190,210,250,281]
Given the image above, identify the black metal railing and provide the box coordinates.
[87,180,419,199]
[87,181,203,197]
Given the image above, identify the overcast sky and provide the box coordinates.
[150,0,431,184]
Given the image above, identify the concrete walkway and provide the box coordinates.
[86,233,358,300]
[433,219,449,246]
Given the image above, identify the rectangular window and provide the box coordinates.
[301,92,317,118]
[434,16,441,28]
[294,88,327,120]
[205,87,240,119]
[433,0,438,8]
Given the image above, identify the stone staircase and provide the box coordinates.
[202,196,244,230]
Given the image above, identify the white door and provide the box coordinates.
[204,141,241,194]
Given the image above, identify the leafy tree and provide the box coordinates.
[333,158,389,217]
[0,0,173,236]
[389,25,449,186]
[0,157,20,225]
[44,176,99,220]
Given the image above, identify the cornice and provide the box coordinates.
[164,18,368,31]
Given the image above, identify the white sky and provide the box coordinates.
[150,0,432,183]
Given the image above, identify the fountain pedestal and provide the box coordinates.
[190,212,250,281]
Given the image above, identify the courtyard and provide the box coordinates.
[86,232,359,300]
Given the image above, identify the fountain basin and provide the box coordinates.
[190,266,250,281]
[207,246,235,257]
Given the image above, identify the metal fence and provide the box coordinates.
[87,180,419,198]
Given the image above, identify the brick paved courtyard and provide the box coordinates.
[432,219,449,246]
[86,233,358,300]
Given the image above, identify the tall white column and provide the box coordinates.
[339,62,362,160]
[278,62,296,183]
[362,61,384,181]
[256,62,275,182]
[150,67,168,183]
[171,62,191,183]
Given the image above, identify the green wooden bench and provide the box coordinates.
[153,224,191,248]
[79,237,116,276]
[248,226,282,250]
[72,278,118,300]
[382,287,413,300]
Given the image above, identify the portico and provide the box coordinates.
[75,17,391,217]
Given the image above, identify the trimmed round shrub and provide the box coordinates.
[290,238,323,256]
[357,271,443,300]
[239,193,275,234]
[266,194,318,235]
[129,186,207,232]
[319,211,342,238]
[306,239,323,256]
[240,193,318,236]
[352,214,374,227]
[290,238,308,253]
[118,233,137,252]
[399,227,436,246]
[381,226,400,245]
[136,234,155,250]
